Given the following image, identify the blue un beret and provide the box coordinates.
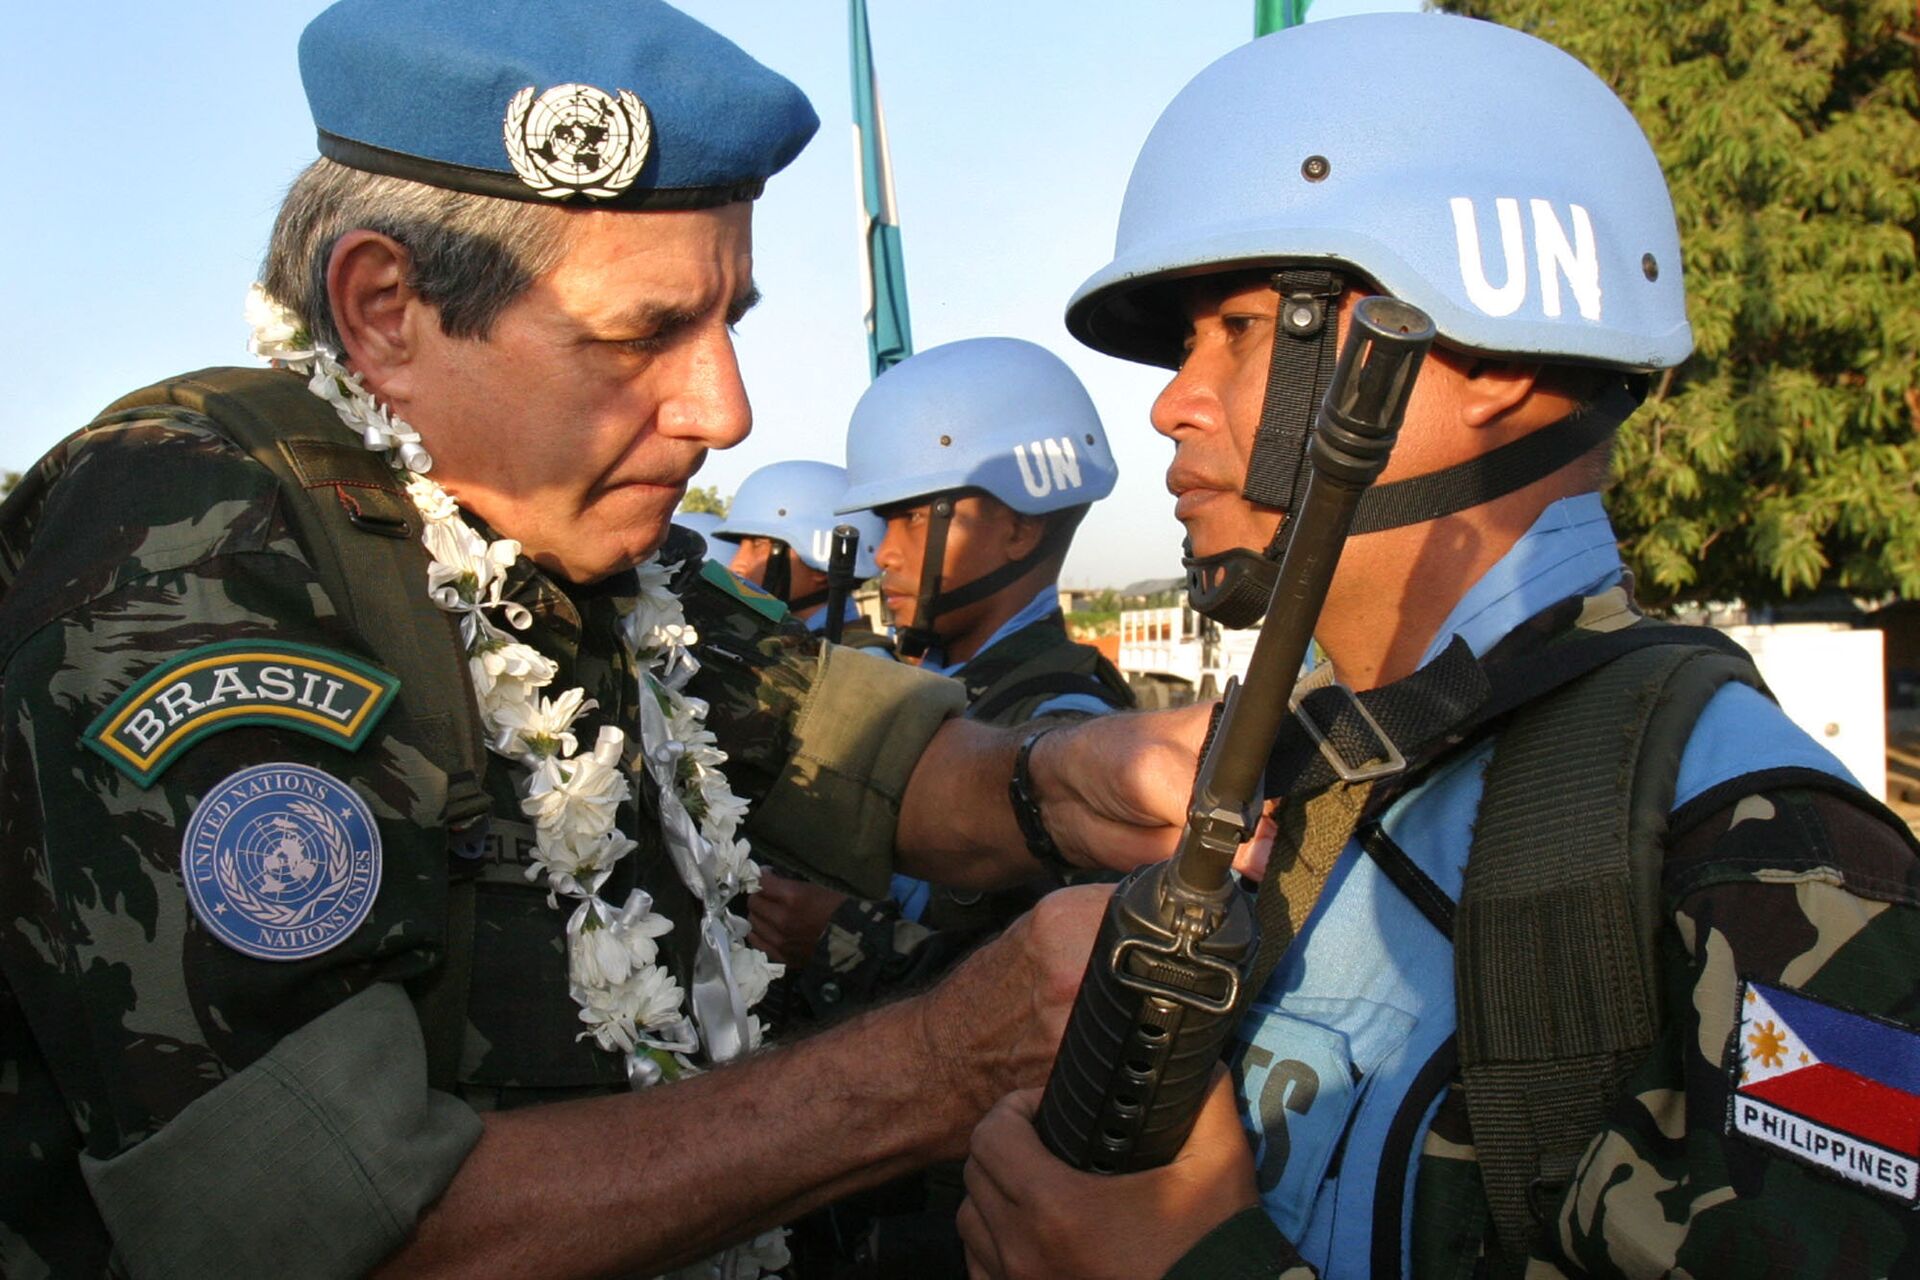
[299,0,820,209]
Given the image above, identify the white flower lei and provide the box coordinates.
[247,286,787,1279]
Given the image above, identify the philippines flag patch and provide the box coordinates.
[1727,978,1920,1204]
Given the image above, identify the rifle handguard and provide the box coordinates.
[1033,296,1434,1175]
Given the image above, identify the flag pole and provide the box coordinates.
[850,0,912,380]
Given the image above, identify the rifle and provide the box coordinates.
[822,523,862,645]
[1033,295,1435,1172]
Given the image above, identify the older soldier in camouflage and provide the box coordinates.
[960,15,1920,1280]
[0,4,1208,1277]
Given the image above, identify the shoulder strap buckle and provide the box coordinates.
[1289,682,1407,783]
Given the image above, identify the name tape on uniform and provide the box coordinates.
[85,641,399,787]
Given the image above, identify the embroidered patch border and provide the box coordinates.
[85,641,399,787]
[1724,977,1920,1205]
[699,557,788,623]
[181,762,383,961]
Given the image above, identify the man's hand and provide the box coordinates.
[895,704,1214,890]
[957,1073,1260,1280]
[1027,704,1213,874]
[908,883,1112,1156]
[745,868,848,967]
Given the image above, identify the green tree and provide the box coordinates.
[1449,0,1920,603]
[0,471,17,501]
[679,484,729,517]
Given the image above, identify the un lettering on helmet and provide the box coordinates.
[1450,198,1602,323]
[1013,438,1086,501]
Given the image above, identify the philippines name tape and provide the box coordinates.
[181,763,382,961]
[85,641,399,786]
[1727,978,1920,1203]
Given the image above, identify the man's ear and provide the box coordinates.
[1004,508,1049,561]
[326,230,425,393]
[1458,359,1542,429]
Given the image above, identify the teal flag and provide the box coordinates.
[850,0,912,379]
[1254,0,1311,36]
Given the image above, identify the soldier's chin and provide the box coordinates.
[1182,508,1282,563]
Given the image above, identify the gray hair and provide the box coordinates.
[261,158,575,350]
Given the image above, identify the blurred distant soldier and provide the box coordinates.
[671,508,726,559]
[748,337,1133,1279]
[711,459,887,644]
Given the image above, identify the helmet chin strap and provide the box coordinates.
[761,541,792,603]
[758,539,833,614]
[895,497,954,660]
[895,493,1076,660]
[1186,276,1641,628]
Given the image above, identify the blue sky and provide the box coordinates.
[1,0,1417,587]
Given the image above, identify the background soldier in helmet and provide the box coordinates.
[710,459,890,646]
[958,14,1920,1279]
[746,337,1135,1279]
[671,509,727,561]
[749,337,1135,1012]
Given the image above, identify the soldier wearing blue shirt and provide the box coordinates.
[750,340,1136,983]
[958,15,1920,1280]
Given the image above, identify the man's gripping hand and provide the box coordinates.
[909,883,1112,1157]
[957,1072,1260,1280]
[1026,704,1213,875]
[745,868,848,967]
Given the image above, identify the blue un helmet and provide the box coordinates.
[1067,13,1689,626]
[838,338,1118,657]
[671,510,725,560]
[711,461,882,607]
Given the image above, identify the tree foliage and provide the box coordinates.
[1449,0,1920,603]
[678,484,729,516]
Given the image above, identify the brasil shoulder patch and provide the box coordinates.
[1727,978,1920,1204]
[699,556,788,623]
[85,641,399,787]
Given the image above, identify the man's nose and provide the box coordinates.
[661,326,753,450]
[1149,354,1227,443]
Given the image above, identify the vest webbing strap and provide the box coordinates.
[971,670,1108,722]
[1456,642,1762,1274]
[956,614,1134,725]
[92,367,492,1088]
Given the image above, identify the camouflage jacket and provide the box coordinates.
[1171,782,1920,1279]
[0,375,963,1278]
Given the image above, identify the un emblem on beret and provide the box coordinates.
[181,763,382,961]
[504,83,653,200]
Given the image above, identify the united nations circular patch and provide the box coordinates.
[181,763,382,961]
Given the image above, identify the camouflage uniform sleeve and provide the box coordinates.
[681,576,967,899]
[1543,786,1920,1278]
[0,420,478,1278]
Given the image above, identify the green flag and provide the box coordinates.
[1255,0,1311,36]
[850,0,912,380]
